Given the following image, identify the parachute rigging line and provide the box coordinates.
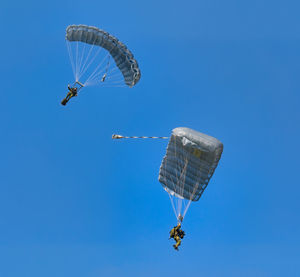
[112,134,169,140]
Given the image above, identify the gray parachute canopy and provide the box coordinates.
[159,127,223,202]
[66,25,141,87]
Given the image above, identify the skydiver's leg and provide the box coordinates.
[61,92,71,106]
[61,90,78,105]
[61,98,68,105]
[69,93,76,100]
[176,238,181,248]
[173,236,181,250]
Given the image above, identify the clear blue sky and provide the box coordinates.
[0,0,299,276]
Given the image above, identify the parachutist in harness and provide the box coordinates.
[61,82,84,106]
[169,222,185,251]
[61,85,78,106]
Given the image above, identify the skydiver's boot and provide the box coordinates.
[61,92,74,106]
[61,98,68,106]
[61,89,78,105]
[173,245,179,251]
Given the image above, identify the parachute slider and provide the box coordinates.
[112,134,169,140]
[72,81,84,91]
[178,214,184,222]
[75,81,84,88]
[101,73,107,82]
[70,81,84,92]
[101,56,110,82]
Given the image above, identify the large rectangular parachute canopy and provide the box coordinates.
[159,127,223,202]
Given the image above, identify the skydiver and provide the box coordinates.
[169,222,185,251]
[61,85,78,106]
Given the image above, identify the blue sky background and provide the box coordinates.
[0,0,300,276]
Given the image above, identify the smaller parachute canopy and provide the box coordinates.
[66,25,141,87]
[159,127,223,202]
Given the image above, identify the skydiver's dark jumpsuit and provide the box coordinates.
[61,86,78,105]
[169,224,185,250]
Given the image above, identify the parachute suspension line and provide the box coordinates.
[99,67,127,87]
[79,46,102,82]
[77,38,101,81]
[103,67,122,82]
[67,35,126,87]
[179,148,202,220]
[163,136,181,217]
[168,194,190,223]
[175,157,187,218]
[172,136,182,200]
[87,60,124,87]
[100,84,127,88]
[179,158,188,197]
[77,41,87,79]
[75,41,80,80]
[104,70,125,83]
[103,78,125,85]
[168,193,179,220]
[182,199,192,219]
[177,198,182,220]
[66,41,76,80]
[84,52,111,86]
[68,38,125,87]
[163,136,182,222]
[169,194,184,223]
[112,134,169,139]
[177,157,189,220]
[105,72,123,82]
[86,55,112,85]
[163,135,194,222]
[182,179,201,219]
[182,182,199,219]
[106,65,118,74]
